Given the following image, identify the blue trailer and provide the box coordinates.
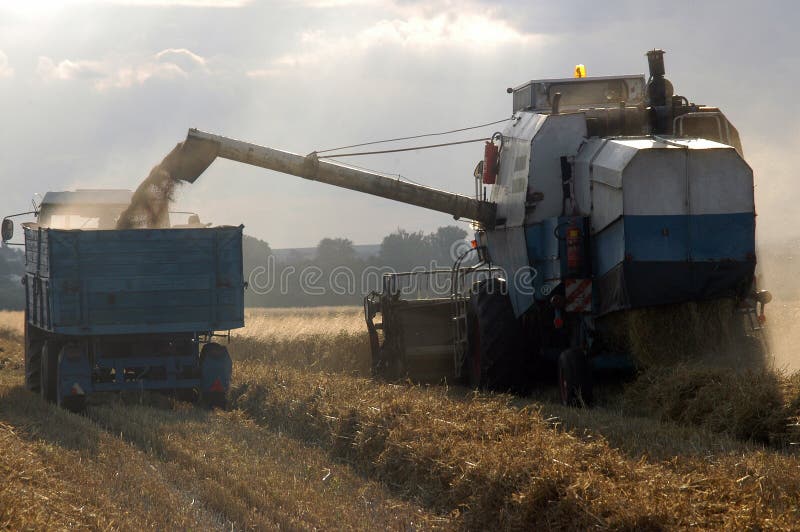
[4,194,244,411]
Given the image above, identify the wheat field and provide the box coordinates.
[1,306,800,530]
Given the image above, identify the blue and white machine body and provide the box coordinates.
[482,66,755,321]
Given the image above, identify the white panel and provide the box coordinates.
[623,149,688,216]
[526,114,587,224]
[580,140,638,231]
[688,148,754,215]
[572,138,601,216]
[486,226,534,317]
[492,113,546,226]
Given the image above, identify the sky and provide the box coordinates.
[0,0,798,248]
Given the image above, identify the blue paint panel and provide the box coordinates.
[24,225,245,335]
[525,218,561,301]
[592,219,625,277]
[686,213,755,260]
[624,213,754,262]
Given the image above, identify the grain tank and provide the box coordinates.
[163,49,769,403]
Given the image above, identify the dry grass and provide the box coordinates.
[235,307,372,375]
[621,363,800,445]
[3,305,800,529]
[601,299,761,369]
[0,312,447,530]
[228,361,800,530]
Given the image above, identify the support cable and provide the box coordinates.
[315,117,510,154]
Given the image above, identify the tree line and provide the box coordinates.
[0,225,471,310]
[243,225,471,307]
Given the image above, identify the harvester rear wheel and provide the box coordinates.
[467,278,522,392]
[558,348,593,407]
[39,341,59,403]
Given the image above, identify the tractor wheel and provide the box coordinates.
[40,342,59,403]
[466,312,481,388]
[25,323,43,393]
[558,348,593,407]
[467,278,523,392]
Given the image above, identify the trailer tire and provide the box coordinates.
[558,348,593,407]
[468,278,522,392]
[40,342,59,403]
[200,343,231,410]
[202,392,227,410]
[25,323,44,393]
[58,394,86,413]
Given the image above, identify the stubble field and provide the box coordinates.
[1,306,800,530]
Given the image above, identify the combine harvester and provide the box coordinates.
[2,190,244,411]
[161,49,770,404]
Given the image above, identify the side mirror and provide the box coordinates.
[1,218,13,242]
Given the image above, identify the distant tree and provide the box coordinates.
[428,225,469,265]
[0,245,25,309]
[315,237,356,267]
[378,229,432,272]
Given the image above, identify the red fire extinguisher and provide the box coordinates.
[482,141,499,185]
[483,133,503,185]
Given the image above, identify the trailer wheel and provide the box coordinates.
[25,322,43,393]
[200,343,231,410]
[58,394,86,413]
[558,348,593,407]
[202,391,227,410]
[467,278,522,392]
[39,342,59,403]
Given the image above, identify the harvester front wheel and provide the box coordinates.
[467,278,522,392]
[558,348,593,407]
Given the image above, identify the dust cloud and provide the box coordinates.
[115,137,218,229]
[749,138,800,371]
[116,143,185,229]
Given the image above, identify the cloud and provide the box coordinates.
[37,57,106,82]
[155,48,208,72]
[247,8,542,77]
[0,50,14,79]
[105,0,251,5]
[36,48,209,90]
[0,0,251,10]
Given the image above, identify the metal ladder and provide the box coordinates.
[449,249,500,378]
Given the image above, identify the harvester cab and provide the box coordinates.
[162,49,768,404]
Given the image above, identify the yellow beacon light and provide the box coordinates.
[574,64,586,78]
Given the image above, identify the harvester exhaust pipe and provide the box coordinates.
[646,49,668,108]
[177,129,497,227]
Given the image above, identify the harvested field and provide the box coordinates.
[2,306,800,530]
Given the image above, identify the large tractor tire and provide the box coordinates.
[40,341,59,403]
[467,278,523,392]
[24,322,44,393]
[558,348,593,407]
